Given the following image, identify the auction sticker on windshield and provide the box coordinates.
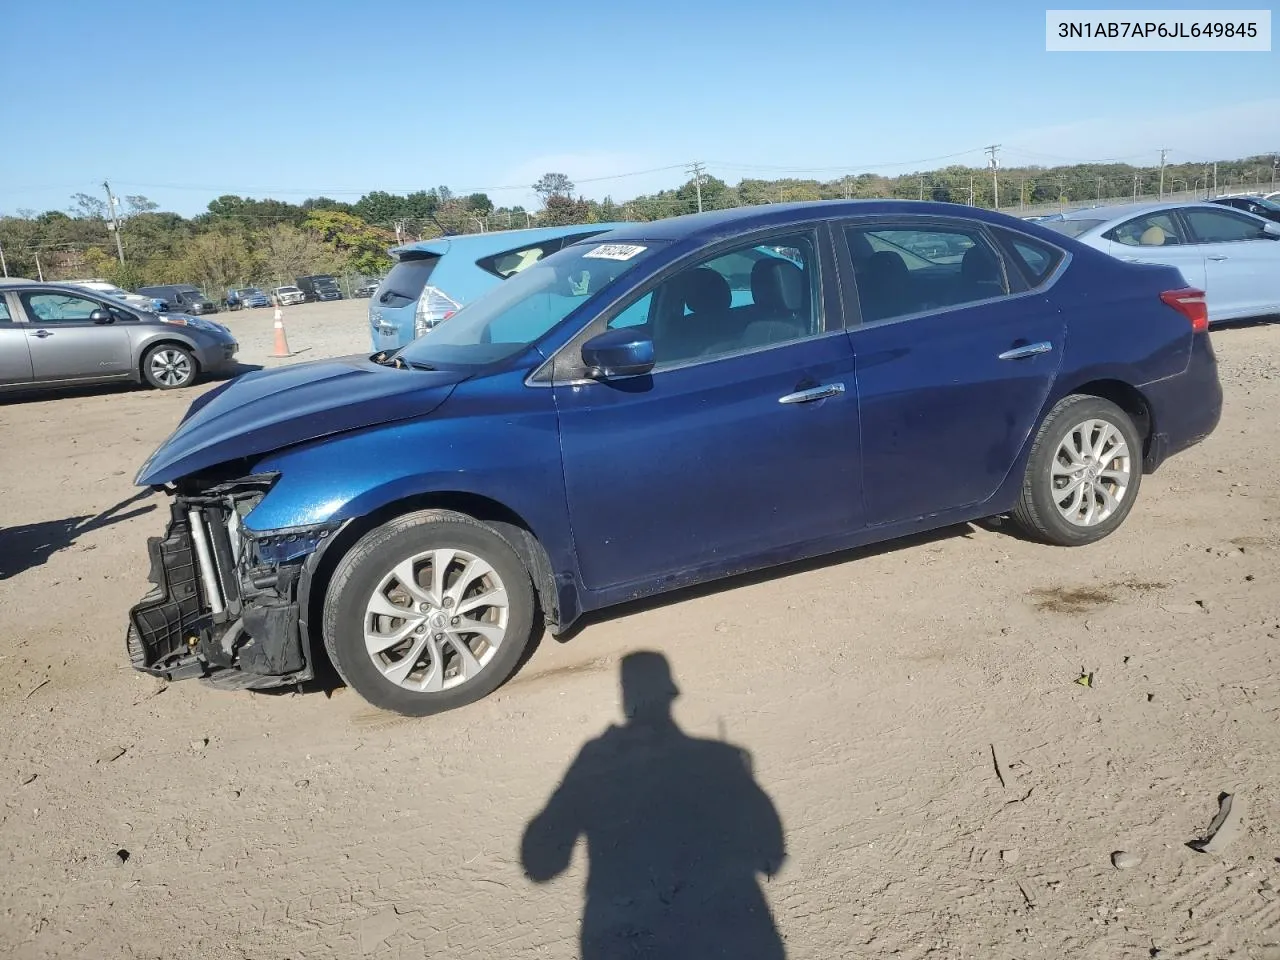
[583,244,648,261]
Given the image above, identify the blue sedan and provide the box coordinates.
[127,200,1222,715]
[1042,200,1280,323]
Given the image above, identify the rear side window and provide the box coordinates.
[376,255,440,307]
[476,240,564,279]
[845,222,1011,323]
[476,231,610,280]
[1182,208,1266,243]
[993,229,1064,286]
[1106,213,1184,247]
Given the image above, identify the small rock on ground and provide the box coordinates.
[1112,850,1142,870]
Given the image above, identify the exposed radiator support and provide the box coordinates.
[187,508,226,617]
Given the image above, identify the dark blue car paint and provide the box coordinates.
[137,200,1223,643]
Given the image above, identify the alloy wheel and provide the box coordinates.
[1049,418,1132,527]
[363,548,509,691]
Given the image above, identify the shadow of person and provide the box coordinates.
[521,651,786,959]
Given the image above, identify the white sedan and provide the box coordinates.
[1043,201,1280,324]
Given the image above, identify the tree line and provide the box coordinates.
[2,154,1274,293]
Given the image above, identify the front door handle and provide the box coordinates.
[998,341,1053,361]
[1208,255,1229,261]
[32,329,53,339]
[778,382,845,404]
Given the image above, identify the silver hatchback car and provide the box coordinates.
[0,280,239,393]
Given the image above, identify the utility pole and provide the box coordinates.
[1019,176,1026,211]
[1096,176,1104,202]
[1212,161,1218,196]
[1273,153,1278,192]
[34,251,44,282]
[1132,174,1140,202]
[968,174,975,206]
[985,145,1000,209]
[843,175,850,200]
[686,161,706,213]
[1158,148,1168,199]
[0,236,7,278]
[918,175,924,201]
[103,180,125,266]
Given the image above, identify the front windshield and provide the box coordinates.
[398,239,665,369]
[1255,197,1280,212]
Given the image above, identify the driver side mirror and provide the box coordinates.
[581,328,655,379]
[89,309,114,324]
[1263,221,1280,239]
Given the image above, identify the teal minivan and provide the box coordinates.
[368,223,627,351]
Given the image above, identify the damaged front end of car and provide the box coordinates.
[126,470,342,690]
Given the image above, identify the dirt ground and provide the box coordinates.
[1,300,1278,960]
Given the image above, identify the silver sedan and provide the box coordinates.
[1041,200,1280,324]
[0,280,239,393]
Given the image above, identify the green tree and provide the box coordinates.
[465,192,494,215]
[533,173,574,202]
[539,194,592,226]
[259,224,341,284]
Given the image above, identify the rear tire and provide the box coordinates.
[142,344,198,390]
[322,510,539,716]
[1012,395,1142,546]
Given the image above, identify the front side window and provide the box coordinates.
[1183,208,1266,243]
[1107,213,1184,247]
[0,298,12,322]
[397,240,666,370]
[20,292,102,323]
[845,222,1010,323]
[603,232,823,368]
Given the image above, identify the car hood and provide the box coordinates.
[136,355,467,486]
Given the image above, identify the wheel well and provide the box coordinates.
[138,339,199,382]
[299,492,559,669]
[1070,379,1153,455]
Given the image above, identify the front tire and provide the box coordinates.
[1012,395,1142,546]
[322,510,539,716]
[142,344,198,389]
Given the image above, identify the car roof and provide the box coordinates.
[0,278,109,291]
[1056,199,1229,222]
[585,200,1102,243]
[391,222,630,258]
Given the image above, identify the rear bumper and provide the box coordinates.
[1142,333,1223,472]
[127,498,312,689]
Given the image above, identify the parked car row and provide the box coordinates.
[127,200,1222,718]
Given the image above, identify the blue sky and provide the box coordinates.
[2,0,1276,216]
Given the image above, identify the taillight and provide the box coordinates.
[1160,288,1209,333]
[414,285,461,338]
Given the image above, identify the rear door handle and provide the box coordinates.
[778,382,845,404]
[998,341,1053,361]
[1208,255,1229,261]
[32,329,53,339]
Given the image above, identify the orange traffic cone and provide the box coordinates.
[271,307,292,358]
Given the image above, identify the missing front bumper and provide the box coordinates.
[126,500,312,689]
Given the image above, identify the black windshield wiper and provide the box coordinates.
[401,360,436,371]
